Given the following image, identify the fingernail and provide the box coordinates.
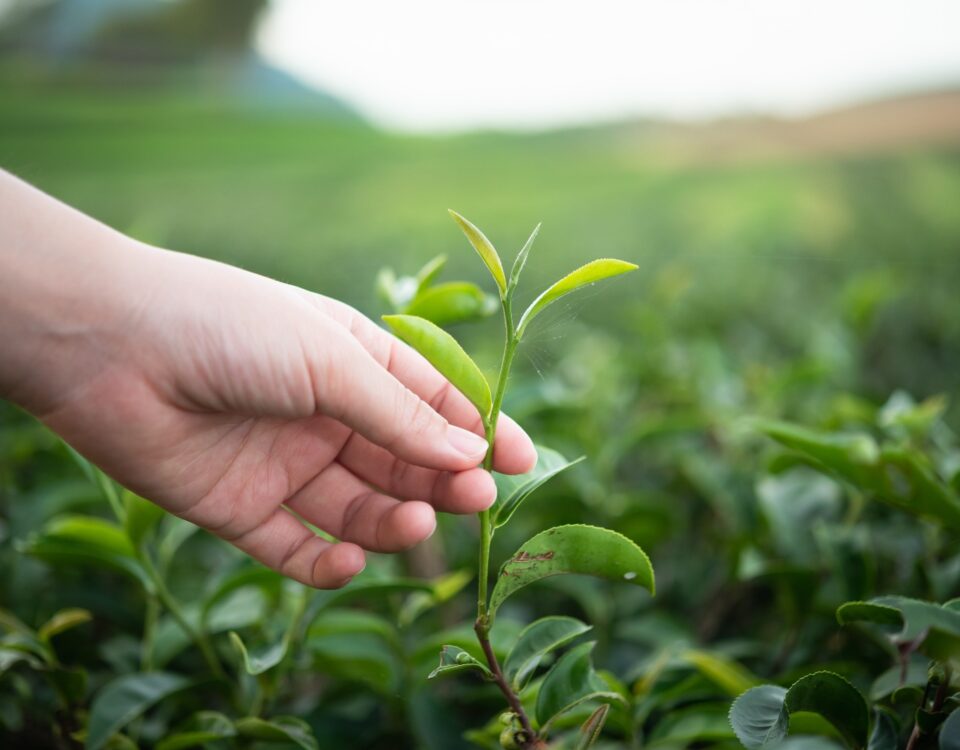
[447,425,488,459]
[425,514,438,540]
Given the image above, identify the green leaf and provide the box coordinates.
[448,210,507,294]
[869,659,929,701]
[868,709,899,750]
[940,709,960,750]
[307,609,402,695]
[728,685,788,749]
[157,516,200,570]
[784,671,869,749]
[681,649,762,697]
[202,565,283,624]
[427,645,492,680]
[836,601,904,629]
[382,314,492,418]
[489,525,654,619]
[24,515,153,593]
[508,222,541,292]
[234,716,318,750]
[0,647,43,674]
[405,282,497,326]
[415,254,448,294]
[758,420,960,530]
[492,446,584,528]
[122,490,165,549]
[86,672,191,750]
[0,608,34,637]
[516,258,638,337]
[229,631,287,676]
[38,608,92,642]
[156,711,237,750]
[576,703,610,750]
[648,704,736,747]
[503,616,591,690]
[838,596,960,660]
[535,641,622,729]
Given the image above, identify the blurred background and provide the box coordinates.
[1,0,959,407]
[3,2,960,747]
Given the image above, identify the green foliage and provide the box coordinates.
[3,89,960,748]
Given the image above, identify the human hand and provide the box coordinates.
[0,172,537,588]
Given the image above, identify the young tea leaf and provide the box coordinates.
[728,685,788,750]
[448,210,507,295]
[415,254,448,294]
[576,703,610,750]
[382,314,492,418]
[427,645,492,680]
[535,641,622,730]
[405,282,497,326]
[229,631,287,676]
[38,608,91,643]
[508,222,541,292]
[86,672,192,750]
[516,258,637,337]
[503,615,591,690]
[488,524,654,620]
[492,446,585,528]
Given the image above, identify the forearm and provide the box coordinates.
[0,169,156,415]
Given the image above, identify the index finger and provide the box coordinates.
[314,295,537,475]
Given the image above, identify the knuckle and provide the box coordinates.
[396,391,443,440]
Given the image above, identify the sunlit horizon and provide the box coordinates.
[258,0,960,133]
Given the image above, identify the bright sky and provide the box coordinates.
[258,0,960,133]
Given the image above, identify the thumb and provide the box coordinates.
[314,325,490,471]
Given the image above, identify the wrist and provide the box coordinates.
[0,171,160,416]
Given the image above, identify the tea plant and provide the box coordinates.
[383,211,654,749]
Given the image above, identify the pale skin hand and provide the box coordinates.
[0,170,537,588]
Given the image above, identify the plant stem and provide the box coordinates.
[476,296,517,621]
[906,665,952,750]
[141,592,159,672]
[139,551,226,680]
[475,620,537,743]
[473,296,537,747]
[264,585,310,714]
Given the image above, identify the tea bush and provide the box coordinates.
[1,84,960,749]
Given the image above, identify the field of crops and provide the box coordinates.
[2,75,960,749]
